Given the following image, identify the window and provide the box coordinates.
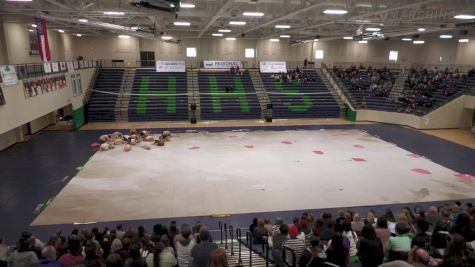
[389,51,398,61]
[186,47,197,58]
[245,48,255,58]
[315,50,324,59]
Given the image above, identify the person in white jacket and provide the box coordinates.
[175,225,196,267]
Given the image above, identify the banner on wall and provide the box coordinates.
[67,61,74,73]
[156,61,186,72]
[0,65,19,87]
[79,60,84,69]
[35,17,51,62]
[203,60,242,69]
[0,86,5,106]
[92,61,97,67]
[44,62,52,73]
[52,62,59,72]
[60,62,66,71]
[23,74,67,98]
[73,61,78,69]
[259,61,287,73]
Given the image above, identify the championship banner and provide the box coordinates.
[259,61,287,73]
[156,61,186,72]
[67,61,74,73]
[44,63,52,73]
[35,17,51,62]
[52,62,59,72]
[0,65,19,87]
[73,61,78,69]
[60,62,66,71]
[79,60,84,69]
[92,61,97,67]
[203,60,242,69]
[23,74,67,98]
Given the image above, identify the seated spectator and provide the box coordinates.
[375,217,391,252]
[388,223,412,261]
[325,234,349,267]
[264,219,273,236]
[0,238,10,266]
[8,235,39,267]
[341,221,358,257]
[208,248,228,267]
[351,213,365,236]
[190,226,218,267]
[59,235,84,267]
[105,253,123,267]
[175,224,195,267]
[412,219,430,249]
[252,220,268,244]
[283,224,306,265]
[364,210,378,227]
[298,237,326,267]
[425,206,441,233]
[39,246,61,267]
[271,217,283,236]
[249,217,258,234]
[272,224,289,267]
[78,242,105,267]
[357,225,384,267]
[441,233,475,266]
[449,213,475,242]
[440,208,455,230]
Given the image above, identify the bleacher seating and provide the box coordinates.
[333,67,399,112]
[128,70,189,121]
[87,68,124,122]
[261,69,340,119]
[198,71,261,120]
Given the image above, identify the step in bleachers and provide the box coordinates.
[198,71,262,120]
[87,68,124,122]
[128,70,189,121]
[261,70,340,119]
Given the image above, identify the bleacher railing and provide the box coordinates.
[84,64,101,105]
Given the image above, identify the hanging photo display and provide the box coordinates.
[0,86,6,106]
[23,74,67,98]
[60,62,66,71]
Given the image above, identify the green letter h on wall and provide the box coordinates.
[208,76,250,113]
[136,76,177,114]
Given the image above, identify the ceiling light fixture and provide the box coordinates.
[218,29,231,32]
[28,29,34,32]
[275,25,291,29]
[314,39,319,42]
[31,24,37,28]
[229,21,246,25]
[323,9,348,15]
[243,12,264,17]
[174,21,191,26]
[343,36,353,40]
[454,14,475,20]
[401,38,412,41]
[57,29,64,33]
[358,40,368,44]
[459,38,469,43]
[418,28,426,32]
[270,38,280,42]
[212,33,223,37]
[280,35,291,38]
[365,27,381,32]
[118,35,129,38]
[103,11,125,15]
[413,40,425,44]
[226,37,236,41]
[180,3,195,8]
[131,26,139,30]
[161,36,173,40]
[78,19,88,23]
[439,34,453,39]
[76,34,82,37]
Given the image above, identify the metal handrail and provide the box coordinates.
[263,236,269,267]
[229,225,234,256]
[224,223,228,250]
[237,228,242,265]
[219,221,223,244]
[84,64,101,105]
[246,231,253,267]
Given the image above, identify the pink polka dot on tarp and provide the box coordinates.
[407,153,422,158]
[281,140,293,144]
[412,168,431,175]
[189,146,200,150]
[313,150,324,155]
[229,135,238,138]
[352,158,366,162]
[353,145,365,149]
[90,143,101,148]
[244,145,255,149]
[455,173,475,181]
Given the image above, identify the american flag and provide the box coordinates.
[35,17,51,62]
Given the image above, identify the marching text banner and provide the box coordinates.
[156,61,186,72]
[259,61,287,73]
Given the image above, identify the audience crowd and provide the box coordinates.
[333,65,396,97]
[1,201,474,267]
[270,68,318,83]
[397,67,467,113]
[249,201,475,267]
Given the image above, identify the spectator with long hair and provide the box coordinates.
[357,225,384,267]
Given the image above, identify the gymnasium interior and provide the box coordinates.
[0,0,475,266]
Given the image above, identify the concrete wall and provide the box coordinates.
[0,67,95,135]
[356,95,475,129]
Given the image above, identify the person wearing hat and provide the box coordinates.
[299,237,326,267]
[283,224,305,267]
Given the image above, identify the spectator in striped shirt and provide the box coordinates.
[284,224,306,266]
